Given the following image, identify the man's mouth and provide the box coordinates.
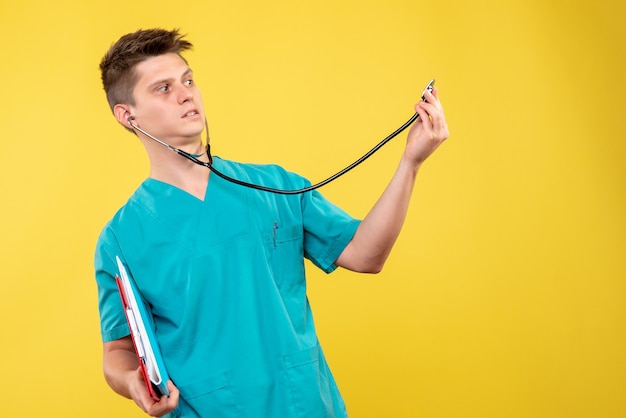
[183,110,199,118]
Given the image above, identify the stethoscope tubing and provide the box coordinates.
[128,79,433,195]
[130,112,419,195]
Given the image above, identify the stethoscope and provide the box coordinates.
[127,80,435,195]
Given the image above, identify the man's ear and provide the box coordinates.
[113,104,134,129]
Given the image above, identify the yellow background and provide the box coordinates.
[1,0,624,416]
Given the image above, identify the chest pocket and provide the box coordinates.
[265,224,305,289]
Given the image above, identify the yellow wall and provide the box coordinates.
[1,0,624,416]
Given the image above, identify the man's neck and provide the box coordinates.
[147,142,211,201]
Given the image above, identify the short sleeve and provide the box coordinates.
[94,224,130,342]
[301,189,361,273]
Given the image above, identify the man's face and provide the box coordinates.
[129,53,206,145]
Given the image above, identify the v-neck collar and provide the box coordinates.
[144,157,223,203]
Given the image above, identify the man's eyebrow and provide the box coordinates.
[148,78,171,89]
[147,68,193,89]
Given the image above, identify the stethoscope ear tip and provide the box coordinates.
[127,116,137,129]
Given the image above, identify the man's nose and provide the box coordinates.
[177,85,193,104]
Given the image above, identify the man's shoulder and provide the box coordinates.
[214,156,307,187]
[215,156,288,174]
[98,180,152,235]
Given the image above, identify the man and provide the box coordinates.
[95,28,449,417]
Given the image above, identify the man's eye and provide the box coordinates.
[184,79,194,86]
[157,85,170,93]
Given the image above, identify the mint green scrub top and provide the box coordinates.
[95,157,360,418]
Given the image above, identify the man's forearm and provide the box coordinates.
[336,157,420,273]
[103,337,140,399]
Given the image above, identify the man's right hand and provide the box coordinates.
[127,369,179,417]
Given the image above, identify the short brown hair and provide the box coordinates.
[99,28,193,112]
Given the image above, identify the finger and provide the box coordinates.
[147,381,180,416]
[419,100,442,123]
[422,107,447,138]
[415,108,433,136]
[414,103,433,132]
[422,88,442,111]
[413,102,428,121]
[146,397,175,417]
[424,87,440,102]
[129,369,159,413]
[430,87,440,100]
[418,93,447,126]
[166,380,180,406]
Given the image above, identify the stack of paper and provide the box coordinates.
[115,256,170,400]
